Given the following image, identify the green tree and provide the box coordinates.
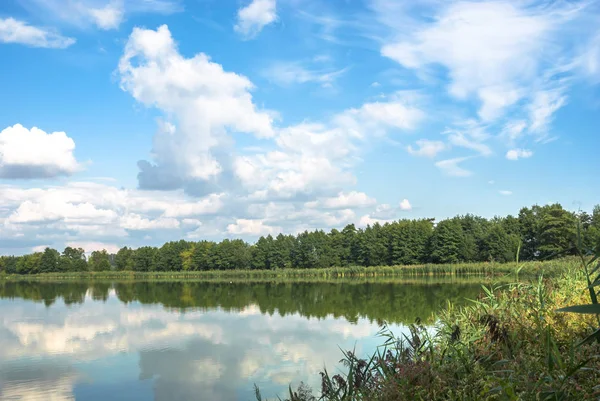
[518,206,540,260]
[132,247,157,272]
[191,241,215,270]
[115,247,134,271]
[60,247,87,272]
[252,235,274,269]
[89,250,112,272]
[429,219,464,264]
[537,203,576,259]
[154,240,190,271]
[272,234,294,269]
[479,223,518,262]
[39,247,60,273]
[16,252,42,274]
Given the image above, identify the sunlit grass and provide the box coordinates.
[0,258,579,282]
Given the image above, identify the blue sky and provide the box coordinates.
[0,0,599,254]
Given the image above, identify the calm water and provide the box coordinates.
[0,279,482,400]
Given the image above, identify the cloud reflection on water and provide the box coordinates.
[0,292,403,400]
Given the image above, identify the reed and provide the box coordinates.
[0,258,579,282]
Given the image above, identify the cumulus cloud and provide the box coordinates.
[65,241,121,254]
[120,214,180,230]
[0,182,227,252]
[358,214,394,227]
[234,0,277,39]
[505,148,533,160]
[0,17,74,48]
[234,96,423,200]
[305,191,376,209]
[399,199,412,211]
[227,219,281,236]
[0,124,81,179]
[499,190,512,196]
[407,139,446,158]
[118,25,274,194]
[87,2,124,30]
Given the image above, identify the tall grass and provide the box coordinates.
[1,258,579,282]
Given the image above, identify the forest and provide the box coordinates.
[1,203,599,275]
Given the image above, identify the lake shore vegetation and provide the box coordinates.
[257,253,600,400]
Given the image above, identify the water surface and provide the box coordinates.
[0,279,482,400]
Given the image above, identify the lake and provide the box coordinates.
[0,279,483,400]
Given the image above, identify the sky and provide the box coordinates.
[0,0,599,255]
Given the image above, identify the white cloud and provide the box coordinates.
[528,88,567,134]
[505,148,533,160]
[501,120,528,144]
[23,0,181,30]
[336,98,424,133]
[306,191,376,209]
[0,17,75,48]
[161,194,224,217]
[499,190,512,196]
[407,139,446,158]
[87,1,124,30]
[579,33,600,80]
[8,200,117,224]
[0,124,82,179]
[358,214,393,227]
[447,132,492,156]
[399,199,411,211]
[120,214,180,230]
[234,0,277,39]
[477,86,522,122]
[264,61,348,87]
[234,95,423,199]
[439,120,492,157]
[374,0,592,170]
[227,219,280,236]
[435,157,473,177]
[380,1,561,120]
[488,180,495,184]
[0,181,229,252]
[118,25,275,193]
[65,241,121,254]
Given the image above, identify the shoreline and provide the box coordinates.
[0,258,576,281]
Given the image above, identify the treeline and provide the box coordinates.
[1,203,599,275]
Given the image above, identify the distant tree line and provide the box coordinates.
[1,203,599,274]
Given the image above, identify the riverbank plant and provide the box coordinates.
[0,258,580,281]
[259,257,600,400]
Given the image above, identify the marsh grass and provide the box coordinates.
[1,258,579,282]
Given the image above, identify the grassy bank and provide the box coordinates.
[258,261,600,400]
[0,258,578,282]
